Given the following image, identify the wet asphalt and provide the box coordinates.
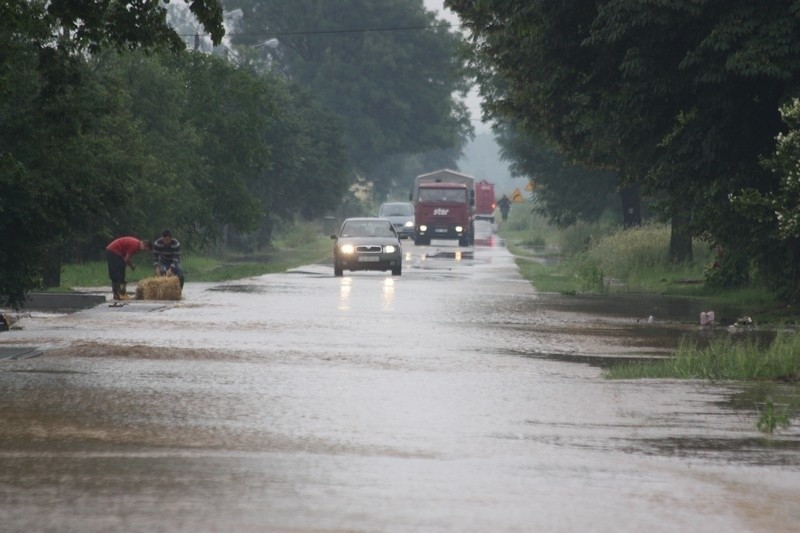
[1,224,799,531]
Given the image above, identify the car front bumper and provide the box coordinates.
[335,253,402,272]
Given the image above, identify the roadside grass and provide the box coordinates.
[605,334,800,434]
[58,223,332,289]
[503,208,799,432]
[605,333,800,381]
[499,208,786,315]
[515,259,577,294]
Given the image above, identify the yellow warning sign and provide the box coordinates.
[510,188,524,202]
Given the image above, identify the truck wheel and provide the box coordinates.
[459,236,469,247]
[334,264,343,277]
[391,264,402,276]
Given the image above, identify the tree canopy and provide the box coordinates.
[0,0,351,308]
[448,0,800,300]
[225,0,473,198]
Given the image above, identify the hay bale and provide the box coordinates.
[134,276,182,300]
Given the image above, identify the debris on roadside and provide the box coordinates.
[0,313,25,332]
[700,311,715,326]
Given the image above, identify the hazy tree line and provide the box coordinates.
[449,0,800,302]
[0,0,470,308]
[223,0,472,199]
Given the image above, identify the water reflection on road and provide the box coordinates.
[1,229,799,531]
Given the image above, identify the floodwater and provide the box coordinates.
[1,225,799,531]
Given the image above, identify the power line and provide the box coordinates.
[180,22,460,38]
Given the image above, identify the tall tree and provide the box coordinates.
[226,0,472,198]
[449,0,800,293]
[0,0,225,307]
[494,121,620,228]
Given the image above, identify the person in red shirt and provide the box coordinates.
[105,236,152,300]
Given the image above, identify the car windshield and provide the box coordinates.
[419,188,466,203]
[340,221,396,238]
[379,204,413,217]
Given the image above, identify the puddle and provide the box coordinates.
[426,250,475,260]
[105,303,168,313]
[206,284,269,294]
[0,347,42,361]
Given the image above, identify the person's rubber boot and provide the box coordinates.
[118,283,130,300]
[112,283,121,300]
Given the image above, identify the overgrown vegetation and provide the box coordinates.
[451,1,800,303]
[604,334,799,434]
[605,334,800,382]
[0,0,470,309]
[502,208,711,293]
[59,220,331,288]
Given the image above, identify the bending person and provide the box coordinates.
[106,236,151,300]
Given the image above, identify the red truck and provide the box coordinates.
[473,179,496,223]
[412,169,475,246]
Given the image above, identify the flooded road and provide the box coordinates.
[1,230,799,531]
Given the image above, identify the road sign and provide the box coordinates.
[511,188,524,202]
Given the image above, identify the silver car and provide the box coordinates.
[378,201,415,239]
[331,218,402,277]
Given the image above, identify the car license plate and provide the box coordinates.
[358,256,380,262]
[435,228,448,233]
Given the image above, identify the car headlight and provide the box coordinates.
[455,225,463,232]
[384,245,397,253]
[419,225,427,232]
[339,244,355,254]
[403,221,414,227]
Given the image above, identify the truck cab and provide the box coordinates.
[414,182,472,246]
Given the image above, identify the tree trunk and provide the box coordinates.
[789,237,800,302]
[256,215,273,250]
[42,244,62,288]
[216,223,229,255]
[619,182,642,228]
[669,211,693,263]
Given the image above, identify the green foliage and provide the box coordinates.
[606,333,800,382]
[515,260,575,295]
[271,219,325,249]
[570,255,607,293]
[757,400,791,435]
[726,98,800,301]
[578,222,714,290]
[0,157,46,308]
[494,120,621,228]
[60,233,331,288]
[448,0,800,302]
[704,245,752,290]
[43,0,224,53]
[586,223,670,280]
[0,2,351,306]
[227,0,472,197]
[503,208,718,295]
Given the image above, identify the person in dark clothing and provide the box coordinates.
[106,236,152,300]
[497,194,511,222]
[153,229,185,288]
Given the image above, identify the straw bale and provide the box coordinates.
[134,276,182,300]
